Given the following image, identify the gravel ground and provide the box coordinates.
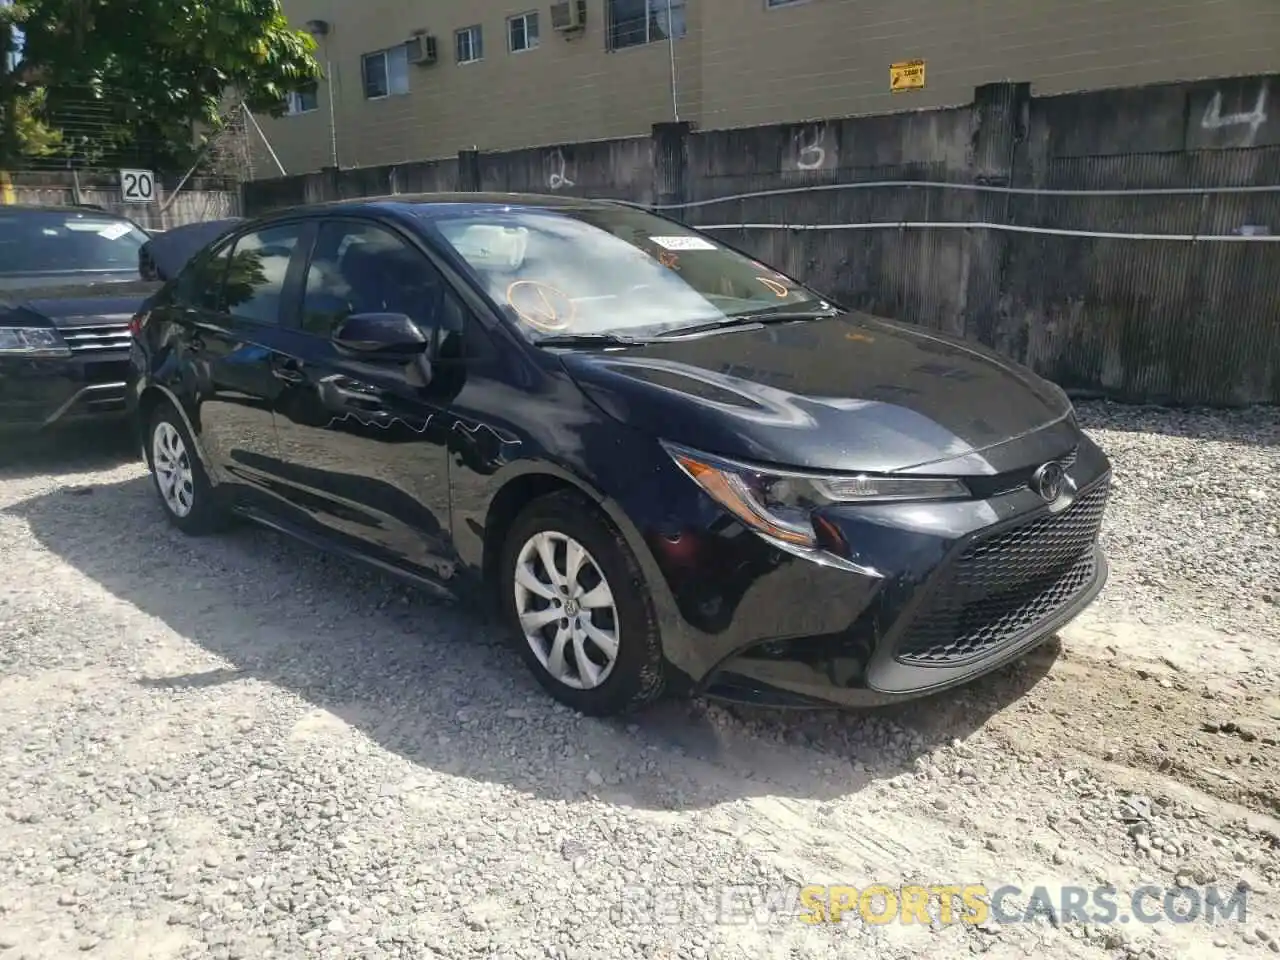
[0,402,1277,960]
[1074,401,1280,641]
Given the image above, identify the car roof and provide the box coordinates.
[256,191,638,223]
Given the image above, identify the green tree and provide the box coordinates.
[0,0,320,170]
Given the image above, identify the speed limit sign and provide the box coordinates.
[119,168,156,203]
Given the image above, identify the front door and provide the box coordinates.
[267,218,469,582]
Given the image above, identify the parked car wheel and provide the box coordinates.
[499,490,667,716]
[146,403,225,536]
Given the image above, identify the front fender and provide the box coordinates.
[451,434,707,692]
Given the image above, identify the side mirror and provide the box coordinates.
[332,312,430,359]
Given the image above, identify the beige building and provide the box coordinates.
[253,0,1280,176]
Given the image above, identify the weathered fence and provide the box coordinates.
[243,75,1280,407]
[1,170,242,230]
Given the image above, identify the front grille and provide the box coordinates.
[60,323,131,353]
[895,479,1109,666]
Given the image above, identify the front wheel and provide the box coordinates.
[146,402,226,536]
[499,490,667,717]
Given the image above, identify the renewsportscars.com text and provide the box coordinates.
[612,883,1251,928]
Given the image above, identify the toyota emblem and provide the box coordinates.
[1031,461,1068,503]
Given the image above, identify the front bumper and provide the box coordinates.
[709,545,1106,708]
[634,435,1113,708]
[0,351,131,434]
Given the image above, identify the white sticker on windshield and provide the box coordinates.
[649,235,718,251]
[97,223,133,240]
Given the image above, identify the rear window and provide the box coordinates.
[0,210,149,276]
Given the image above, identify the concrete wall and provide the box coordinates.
[243,74,1280,407]
[1,170,241,229]
[251,0,1280,176]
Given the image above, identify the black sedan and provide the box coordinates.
[1,205,157,435]
[126,193,1111,716]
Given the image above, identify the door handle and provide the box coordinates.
[270,356,305,383]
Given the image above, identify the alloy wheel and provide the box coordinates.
[513,531,620,690]
[152,421,195,518]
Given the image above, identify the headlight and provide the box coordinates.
[0,327,71,358]
[662,441,970,550]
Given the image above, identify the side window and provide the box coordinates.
[222,224,304,325]
[171,241,231,311]
[300,221,460,339]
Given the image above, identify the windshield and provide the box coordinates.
[0,210,148,277]
[425,204,830,340]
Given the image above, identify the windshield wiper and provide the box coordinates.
[536,332,651,348]
[655,306,840,340]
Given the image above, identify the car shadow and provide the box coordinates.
[0,426,139,481]
[9,474,1059,812]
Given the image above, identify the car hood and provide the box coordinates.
[557,310,1078,475]
[0,275,159,327]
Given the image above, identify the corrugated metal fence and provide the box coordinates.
[246,74,1280,407]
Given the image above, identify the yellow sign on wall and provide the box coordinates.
[890,59,926,92]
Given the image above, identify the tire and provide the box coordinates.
[499,490,667,717]
[145,400,227,536]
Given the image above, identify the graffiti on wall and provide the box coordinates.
[1200,84,1269,146]
[789,124,837,173]
[546,148,576,190]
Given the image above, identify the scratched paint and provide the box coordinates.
[324,410,521,447]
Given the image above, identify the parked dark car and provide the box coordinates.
[0,205,159,436]
[126,193,1111,716]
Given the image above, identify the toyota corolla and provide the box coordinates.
[126,193,1111,716]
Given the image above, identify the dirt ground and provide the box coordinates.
[0,407,1277,960]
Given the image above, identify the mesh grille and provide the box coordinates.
[896,479,1109,665]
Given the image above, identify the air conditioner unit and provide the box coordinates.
[550,0,586,32]
[405,33,438,65]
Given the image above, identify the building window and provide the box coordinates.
[284,84,319,115]
[507,12,540,52]
[456,25,483,64]
[362,45,410,99]
[608,0,686,50]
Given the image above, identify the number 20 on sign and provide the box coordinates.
[890,59,926,92]
[119,169,157,203]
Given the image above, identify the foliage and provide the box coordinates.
[0,0,320,170]
[11,87,62,156]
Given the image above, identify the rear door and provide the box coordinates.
[158,219,313,512]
